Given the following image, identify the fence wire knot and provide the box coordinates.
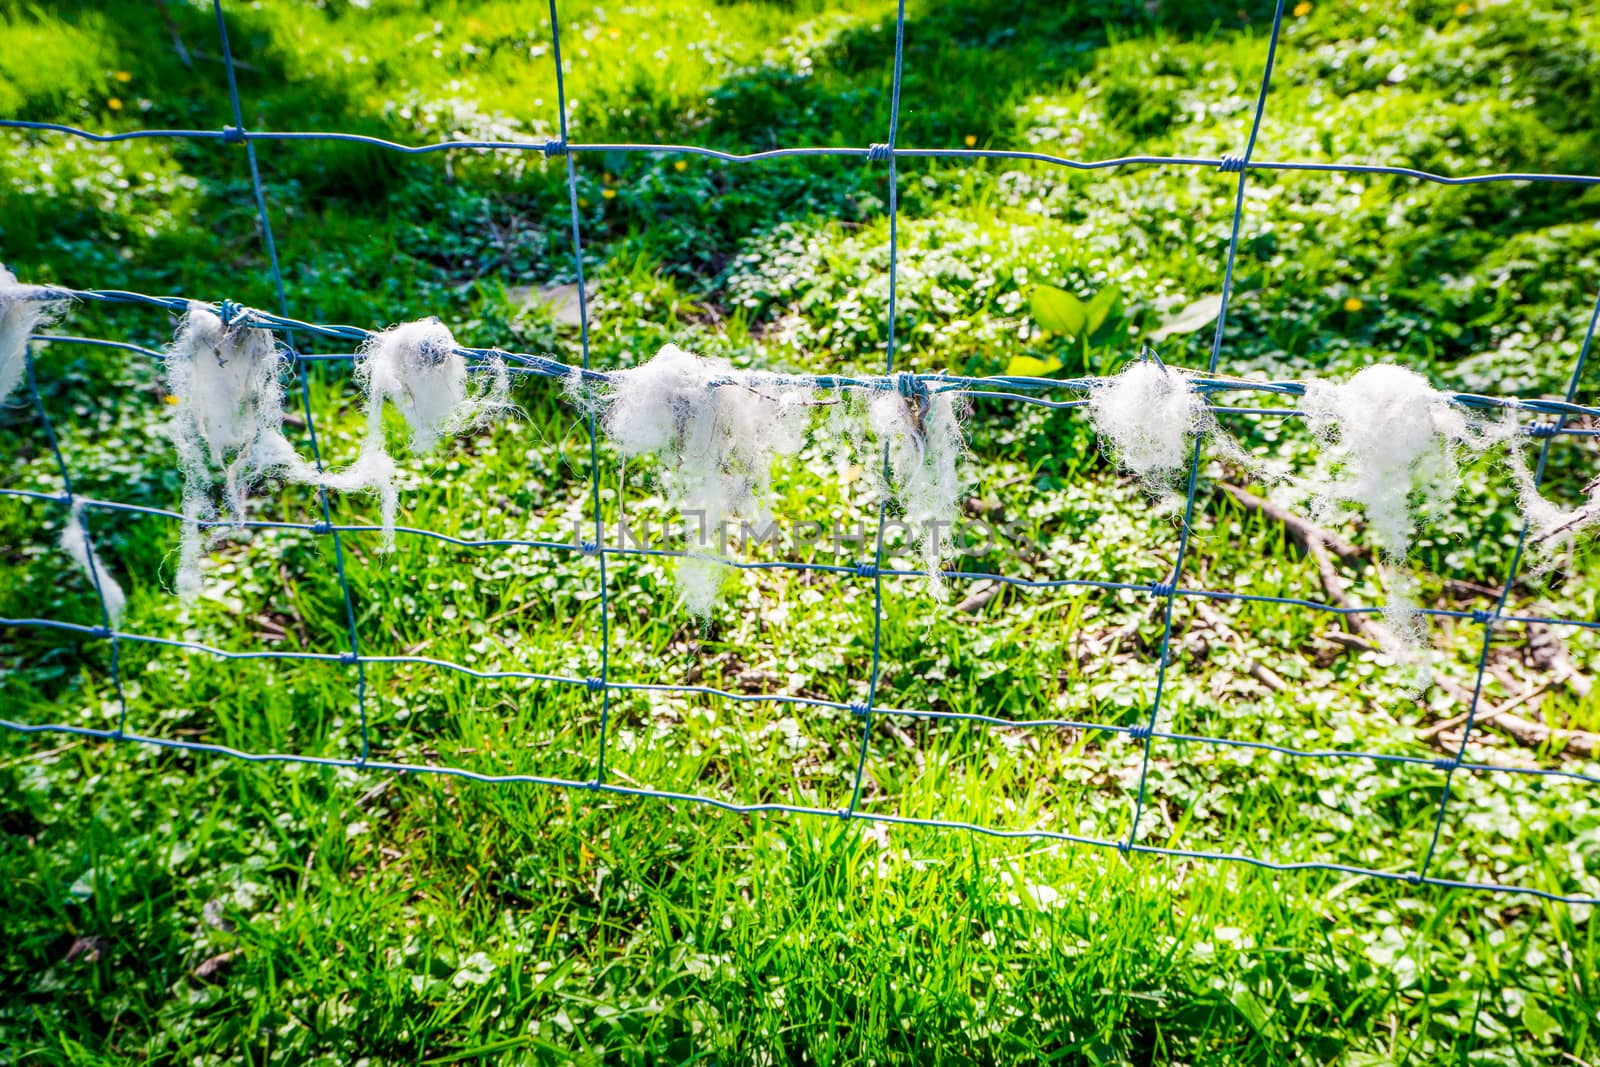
[866,143,892,163]
[1149,580,1176,598]
[855,562,879,579]
[584,676,605,693]
[1217,153,1247,172]
[895,371,928,402]
[221,125,246,145]
[542,138,568,157]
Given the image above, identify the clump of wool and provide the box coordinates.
[165,303,312,598]
[866,386,967,598]
[60,502,126,623]
[1085,359,1258,494]
[1302,364,1484,658]
[1499,412,1600,568]
[331,318,511,548]
[588,343,813,615]
[0,265,67,406]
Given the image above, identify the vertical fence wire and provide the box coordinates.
[546,0,614,786]
[210,0,370,763]
[1124,0,1290,851]
[21,345,129,737]
[845,0,911,817]
[1417,285,1600,882]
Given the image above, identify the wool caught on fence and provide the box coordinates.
[866,385,967,598]
[1500,411,1600,566]
[60,502,126,623]
[1301,364,1485,654]
[1086,358,1238,494]
[165,303,312,598]
[582,343,814,615]
[332,318,511,548]
[0,266,66,407]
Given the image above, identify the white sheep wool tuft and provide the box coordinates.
[1301,364,1486,658]
[1086,359,1219,493]
[60,503,126,624]
[333,318,511,548]
[0,265,67,407]
[165,303,313,598]
[866,387,968,598]
[588,343,813,615]
[1499,411,1600,567]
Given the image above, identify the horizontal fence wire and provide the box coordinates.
[2,0,1598,904]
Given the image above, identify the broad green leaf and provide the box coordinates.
[1084,283,1124,336]
[1030,284,1088,335]
[1005,354,1062,377]
[1149,293,1225,341]
[1523,1000,1560,1043]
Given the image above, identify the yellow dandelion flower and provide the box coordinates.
[1343,296,1363,312]
[1293,0,1312,15]
[673,160,687,172]
[114,70,133,84]
[964,134,977,147]
[107,97,123,111]
[1454,1,1470,12]
[607,27,620,39]
[163,394,181,406]
[601,188,617,200]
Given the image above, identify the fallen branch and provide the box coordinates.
[1420,680,1551,740]
[955,580,1005,616]
[1427,675,1600,758]
[1219,482,1364,564]
[1191,600,1287,693]
[1486,710,1599,758]
[1308,537,1390,649]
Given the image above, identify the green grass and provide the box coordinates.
[2,0,1599,1062]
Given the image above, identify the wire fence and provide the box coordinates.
[2,0,1598,905]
